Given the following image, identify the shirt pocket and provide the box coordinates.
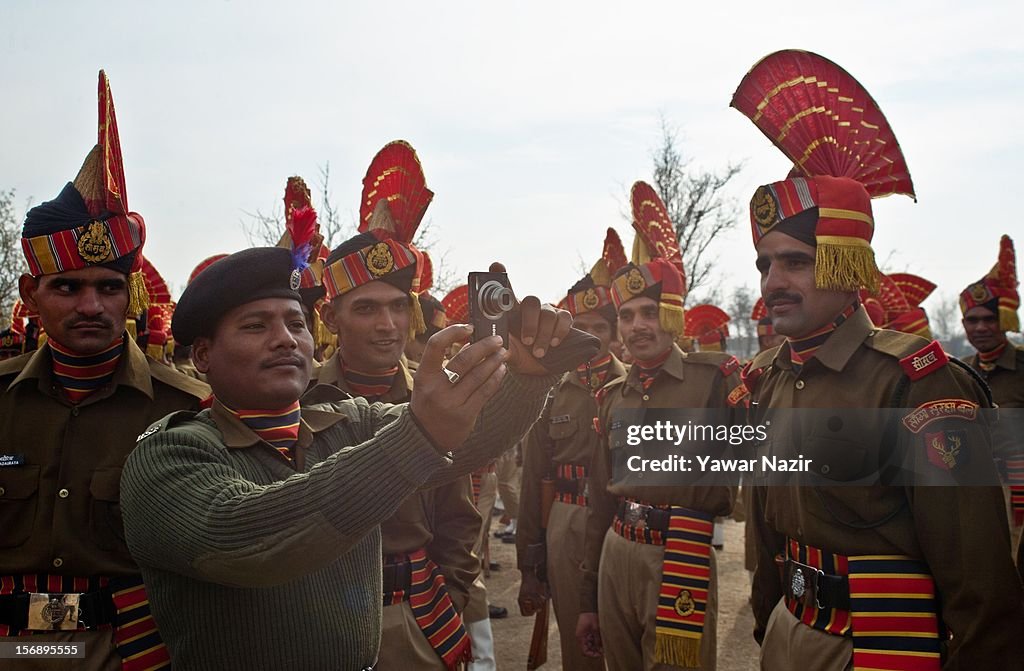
[0,465,40,548]
[547,416,579,443]
[89,467,127,553]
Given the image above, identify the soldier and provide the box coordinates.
[752,298,785,353]
[732,49,1024,668]
[685,304,731,353]
[960,235,1024,554]
[576,182,741,671]
[306,141,483,670]
[0,327,25,361]
[517,227,627,670]
[119,245,576,670]
[0,71,209,670]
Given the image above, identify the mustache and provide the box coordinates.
[68,316,114,329]
[765,291,802,307]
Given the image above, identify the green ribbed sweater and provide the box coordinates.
[121,373,554,671]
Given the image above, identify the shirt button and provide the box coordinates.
[642,394,650,401]
[71,407,80,417]
[58,488,70,498]
[820,465,830,475]
[795,380,805,390]
[0,487,5,496]
[52,558,63,568]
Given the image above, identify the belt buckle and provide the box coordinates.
[26,592,80,631]
[623,501,647,528]
[788,562,825,610]
[812,568,826,610]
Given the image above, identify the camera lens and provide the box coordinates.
[478,281,515,319]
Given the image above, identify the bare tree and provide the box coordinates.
[242,162,352,250]
[727,285,757,361]
[0,189,28,329]
[650,118,744,304]
[930,293,970,358]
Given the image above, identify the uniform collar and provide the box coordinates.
[8,335,155,399]
[312,350,413,401]
[772,307,874,374]
[624,344,686,393]
[563,354,627,391]
[210,398,345,449]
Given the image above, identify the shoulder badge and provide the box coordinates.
[727,383,750,408]
[899,340,948,381]
[901,399,978,434]
[719,355,740,377]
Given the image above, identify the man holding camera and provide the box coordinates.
[119,242,577,670]
[575,183,741,671]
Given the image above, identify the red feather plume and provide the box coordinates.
[420,252,435,295]
[442,284,469,324]
[630,181,685,282]
[750,297,768,321]
[888,273,936,308]
[359,140,434,243]
[996,234,1018,289]
[730,50,915,200]
[140,256,171,304]
[685,304,730,338]
[602,228,628,277]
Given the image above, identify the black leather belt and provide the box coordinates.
[554,477,587,496]
[615,500,671,532]
[782,558,850,611]
[381,560,412,596]
[0,587,116,631]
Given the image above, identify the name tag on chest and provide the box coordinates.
[550,415,571,424]
[0,454,25,467]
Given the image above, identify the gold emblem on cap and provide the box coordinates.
[625,268,645,295]
[970,283,990,303]
[582,288,600,310]
[366,242,395,277]
[674,589,696,617]
[77,221,113,264]
[752,186,778,230]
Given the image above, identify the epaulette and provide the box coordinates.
[149,358,212,400]
[0,351,33,379]
[684,351,736,373]
[135,409,199,443]
[862,329,946,381]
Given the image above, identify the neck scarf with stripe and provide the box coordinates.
[575,353,613,392]
[339,355,398,400]
[977,340,1007,373]
[787,302,859,375]
[384,548,472,669]
[49,336,124,404]
[785,539,941,671]
[635,347,672,392]
[224,401,301,462]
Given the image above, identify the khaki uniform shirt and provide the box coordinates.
[516,357,628,568]
[746,308,1024,666]
[0,338,209,579]
[580,344,741,612]
[305,351,480,610]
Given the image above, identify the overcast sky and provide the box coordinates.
[2,1,1021,322]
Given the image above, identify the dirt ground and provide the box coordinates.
[485,518,760,670]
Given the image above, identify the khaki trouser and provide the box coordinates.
[547,501,606,671]
[475,471,499,554]
[0,631,120,671]
[759,598,852,671]
[597,528,717,671]
[496,447,521,519]
[377,601,448,670]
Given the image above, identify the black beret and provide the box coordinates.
[172,247,301,346]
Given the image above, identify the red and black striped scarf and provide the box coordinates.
[977,341,1007,373]
[635,347,672,392]
[575,353,613,392]
[788,302,859,375]
[384,548,472,669]
[49,337,124,404]
[339,356,398,400]
[224,402,301,462]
